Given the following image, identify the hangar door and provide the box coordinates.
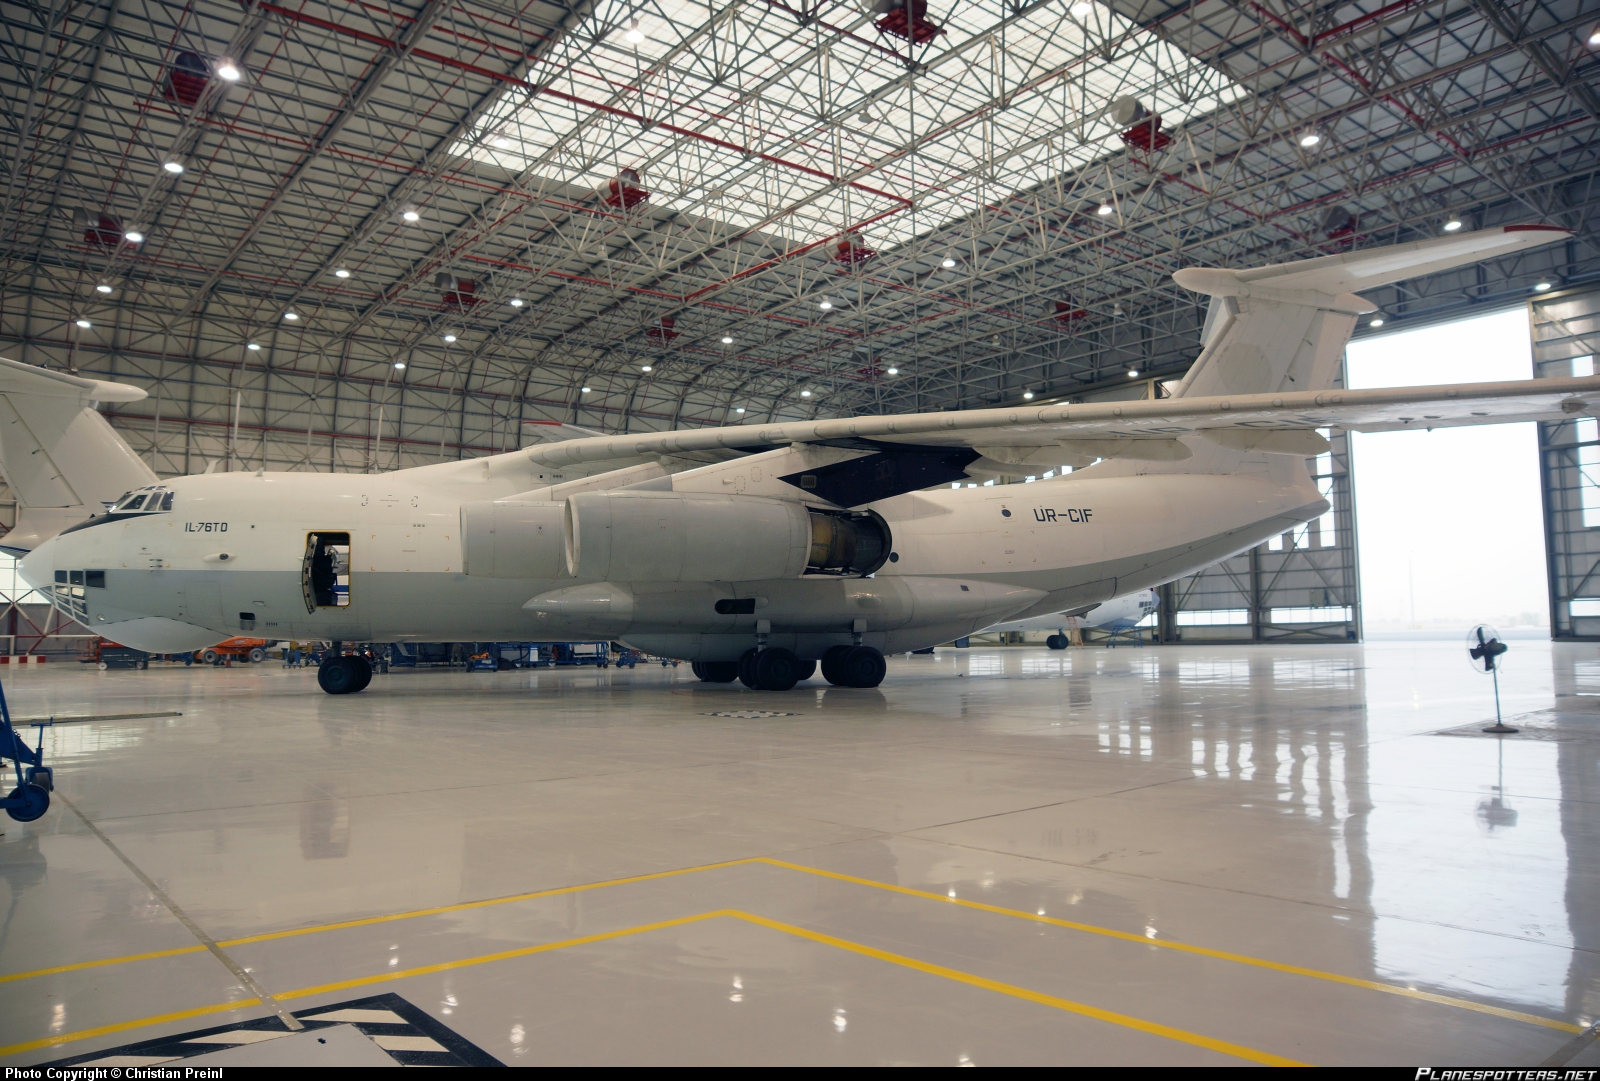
[1535,286,1600,640]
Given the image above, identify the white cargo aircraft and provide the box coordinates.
[8,226,1592,694]
[982,588,1159,648]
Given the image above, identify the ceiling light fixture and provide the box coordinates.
[626,18,644,43]
[1023,390,1034,400]
[442,333,456,342]
[217,60,241,81]
[818,298,833,311]
[162,159,185,175]
[509,297,524,308]
[282,311,299,321]
[735,407,746,413]
[721,336,733,344]
[641,364,653,372]
[800,390,812,397]
[1071,1,1093,15]
[1369,317,1385,327]
[401,207,420,222]
[246,342,261,351]
[941,257,956,268]
[123,229,144,243]
[581,386,592,393]
[393,361,406,369]
[333,267,351,278]
[74,318,91,329]
[490,130,513,149]
[886,367,899,375]
[1096,203,1114,217]
[1589,24,1600,47]
[1298,129,1321,148]
[1535,281,1553,291]
[1442,218,1463,232]
[95,283,113,294]
[1127,368,1140,377]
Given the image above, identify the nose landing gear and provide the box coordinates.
[318,653,372,695]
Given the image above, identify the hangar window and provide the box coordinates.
[301,532,352,612]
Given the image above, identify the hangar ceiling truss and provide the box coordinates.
[0,0,1597,473]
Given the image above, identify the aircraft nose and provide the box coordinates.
[16,539,57,592]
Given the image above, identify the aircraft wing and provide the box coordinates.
[515,375,1600,469]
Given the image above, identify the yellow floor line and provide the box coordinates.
[752,858,1584,1035]
[0,999,259,1058]
[0,853,1580,1035]
[729,910,1307,1067]
[3,911,1303,1066]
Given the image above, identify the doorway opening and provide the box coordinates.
[302,532,352,613]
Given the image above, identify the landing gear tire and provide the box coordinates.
[5,783,49,823]
[348,655,373,692]
[753,647,803,691]
[737,649,761,689]
[694,661,739,683]
[795,659,817,682]
[833,646,886,688]
[1046,634,1068,650]
[820,645,851,686]
[318,656,370,695]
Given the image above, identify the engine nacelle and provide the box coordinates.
[460,500,565,579]
[564,490,890,582]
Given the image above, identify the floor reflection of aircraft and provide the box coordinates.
[981,589,1158,648]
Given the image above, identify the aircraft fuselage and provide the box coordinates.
[19,464,1323,660]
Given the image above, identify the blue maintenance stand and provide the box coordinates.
[0,676,52,822]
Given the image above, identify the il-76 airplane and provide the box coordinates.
[7,226,1592,695]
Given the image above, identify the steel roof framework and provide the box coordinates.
[0,0,1595,478]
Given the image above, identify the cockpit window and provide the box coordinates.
[111,486,174,514]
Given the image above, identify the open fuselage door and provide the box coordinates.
[301,531,351,614]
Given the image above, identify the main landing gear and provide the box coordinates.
[1046,634,1069,650]
[318,653,372,695]
[820,645,886,688]
[693,644,886,691]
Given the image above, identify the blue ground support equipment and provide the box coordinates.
[0,676,52,822]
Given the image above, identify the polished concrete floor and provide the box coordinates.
[1,638,1597,1066]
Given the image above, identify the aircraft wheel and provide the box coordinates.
[835,646,886,688]
[699,661,739,683]
[691,661,707,680]
[5,783,49,823]
[737,648,761,689]
[819,645,851,686]
[795,659,817,681]
[1046,634,1068,650]
[347,655,373,692]
[754,648,802,692]
[318,658,359,695]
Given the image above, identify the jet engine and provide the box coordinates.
[564,490,890,582]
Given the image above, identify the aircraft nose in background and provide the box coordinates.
[15,539,56,593]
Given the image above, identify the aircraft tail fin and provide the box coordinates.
[1103,224,1572,477]
[0,357,154,552]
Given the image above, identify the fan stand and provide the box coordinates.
[1482,663,1519,734]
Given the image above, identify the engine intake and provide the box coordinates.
[564,490,891,582]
